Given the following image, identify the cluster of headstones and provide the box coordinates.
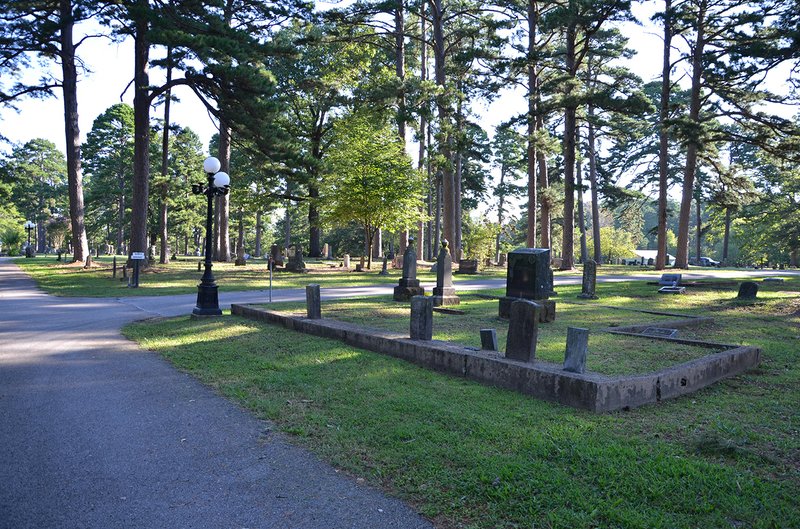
[392,238,460,307]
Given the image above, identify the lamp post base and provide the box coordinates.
[193,283,222,316]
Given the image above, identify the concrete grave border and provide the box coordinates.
[231,304,760,413]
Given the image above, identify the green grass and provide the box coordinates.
[13,255,511,297]
[258,288,719,376]
[124,277,800,529]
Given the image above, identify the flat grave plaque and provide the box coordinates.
[641,327,678,338]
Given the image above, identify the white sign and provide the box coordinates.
[131,252,146,260]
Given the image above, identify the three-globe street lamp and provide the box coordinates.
[23,220,35,258]
[191,157,230,316]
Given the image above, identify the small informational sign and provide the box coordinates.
[131,252,145,260]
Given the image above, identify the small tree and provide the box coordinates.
[322,112,426,268]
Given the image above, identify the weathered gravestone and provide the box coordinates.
[355,255,366,272]
[505,299,540,363]
[410,295,433,340]
[457,259,478,274]
[432,240,460,306]
[270,244,284,267]
[306,284,321,319]
[738,281,758,299]
[480,329,498,351]
[658,273,682,286]
[393,238,425,301]
[379,256,389,275]
[343,254,350,268]
[563,327,589,374]
[499,248,555,322]
[285,245,307,272]
[322,243,330,259]
[498,253,506,267]
[577,259,598,299]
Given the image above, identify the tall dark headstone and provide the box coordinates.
[410,295,433,340]
[270,244,284,267]
[432,240,460,306]
[393,237,425,301]
[499,248,555,322]
[505,299,540,363]
[577,260,598,299]
[737,281,758,299]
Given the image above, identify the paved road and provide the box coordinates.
[0,258,433,529]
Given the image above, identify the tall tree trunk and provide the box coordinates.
[430,0,455,248]
[656,0,673,270]
[308,184,321,257]
[525,0,539,248]
[284,198,291,249]
[129,0,150,262]
[426,121,434,260]
[217,122,232,262]
[587,105,601,263]
[722,206,731,263]
[560,7,577,270]
[60,0,89,263]
[395,0,406,142]
[537,112,550,250]
[373,228,383,258]
[254,210,262,257]
[417,6,427,260]
[675,1,706,269]
[695,194,701,262]
[158,47,172,265]
[497,163,506,261]
[434,169,442,252]
[236,210,245,260]
[576,128,587,264]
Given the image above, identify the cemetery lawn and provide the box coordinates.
[13,256,404,296]
[124,278,800,529]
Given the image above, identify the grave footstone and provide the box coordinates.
[431,240,460,306]
[563,327,589,373]
[480,329,498,351]
[577,260,598,299]
[410,295,433,340]
[499,248,555,322]
[737,281,758,299]
[306,284,321,319]
[505,299,540,363]
[393,238,425,301]
[763,277,784,283]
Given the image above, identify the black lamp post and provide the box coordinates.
[191,157,230,316]
[24,220,35,258]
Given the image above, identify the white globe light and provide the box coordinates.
[24,220,35,229]
[213,171,230,188]
[203,157,221,174]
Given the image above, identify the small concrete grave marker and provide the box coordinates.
[563,327,589,373]
[480,329,498,351]
[577,259,598,299]
[658,285,686,294]
[410,295,433,340]
[763,277,784,283]
[306,284,321,319]
[737,281,758,299]
[505,299,540,363]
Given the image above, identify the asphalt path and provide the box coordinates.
[0,258,433,529]
[1,258,795,529]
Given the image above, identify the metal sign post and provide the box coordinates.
[130,252,145,288]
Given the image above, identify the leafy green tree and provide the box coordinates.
[491,124,526,260]
[83,104,135,253]
[0,0,94,260]
[321,111,425,268]
[1,139,67,252]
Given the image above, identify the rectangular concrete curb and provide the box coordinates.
[231,304,760,413]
